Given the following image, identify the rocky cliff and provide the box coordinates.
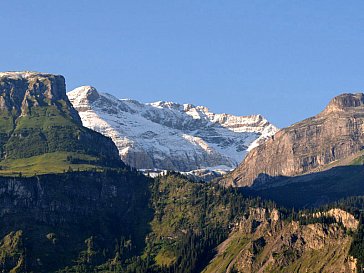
[224,93,364,187]
[0,72,81,124]
[203,207,358,273]
[0,171,151,272]
[0,72,122,172]
[67,86,278,172]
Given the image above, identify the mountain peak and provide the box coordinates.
[68,86,278,172]
[322,92,364,114]
[67,86,100,104]
[149,100,184,110]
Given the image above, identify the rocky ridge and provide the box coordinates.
[223,93,364,187]
[203,207,358,273]
[315,208,359,231]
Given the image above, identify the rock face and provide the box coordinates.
[225,93,364,187]
[314,208,359,231]
[68,86,278,172]
[0,171,151,272]
[203,207,357,273]
[0,72,121,165]
[0,72,81,123]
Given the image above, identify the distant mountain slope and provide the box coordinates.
[222,93,364,187]
[68,86,277,172]
[0,72,123,174]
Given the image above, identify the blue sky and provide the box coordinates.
[1,1,364,127]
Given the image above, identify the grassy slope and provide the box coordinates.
[0,152,102,176]
[202,231,250,273]
[0,103,122,175]
[269,238,353,273]
[5,105,87,158]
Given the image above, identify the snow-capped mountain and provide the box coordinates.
[67,86,278,172]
